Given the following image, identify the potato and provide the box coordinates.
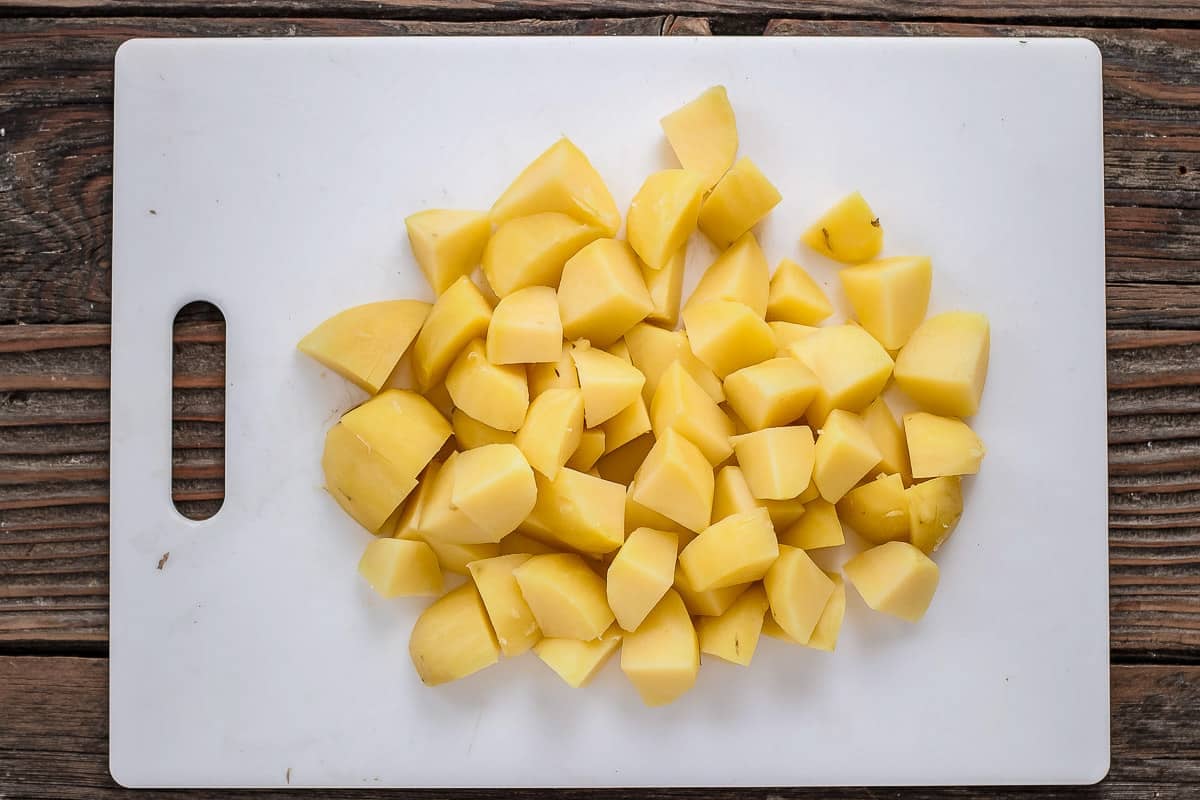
[558,239,653,347]
[767,259,834,325]
[596,434,655,486]
[620,589,699,707]
[412,276,493,391]
[298,300,429,394]
[625,323,724,405]
[515,387,585,479]
[860,397,912,485]
[723,357,820,431]
[602,395,651,453]
[813,409,882,503]
[405,209,492,294]
[698,584,769,666]
[451,443,537,540]
[630,429,715,533]
[761,610,797,643]
[762,497,806,530]
[418,452,497,544]
[409,583,500,685]
[323,390,451,532]
[486,286,563,364]
[800,191,883,264]
[643,245,687,328]
[570,342,646,428]
[524,468,625,554]
[683,300,778,378]
[844,541,939,622]
[679,507,779,591]
[498,532,558,556]
[712,465,759,522]
[445,339,529,431]
[904,412,985,478]
[805,573,846,652]
[467,554,541,657]
[423,380,456,421]
[482,212,601,298]
[697,158,782,248]
[606,527,678,631]
[528,341,579,397]
[837,473,909,544]
[567,428,606,471]
[684,232,770,318]
[626,486,691,538]
[452,408,515,450]
[907,476,963,554]
[659,85,737,190]
[534,624,623,688]
[673,564,749,616]
[768,320,819,353]
[513,553,615,640]
[490,137,620,236]
[779,498,844,550]
[626,169,706,271]
[894,311,991,417]
[392,461,441,540]
[731,426,815,500]
[764,545,835,643]
[787,324,893,425]
[650,361,734,465]
[358,538,443,598]
[840,256,933,350]
[606,338,632,364]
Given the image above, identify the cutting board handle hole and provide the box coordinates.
[172,301,226,522]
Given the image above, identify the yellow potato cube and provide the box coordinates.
[861,397,912,484]
[762,497,806,529]
[904,412,985,478]
[452,409,515,450]
[483,212,602,298]
[467,554,541,657]
[723,357,820,431]
[779,499,844,550]
[768,321,819,354]
[684,232,770,318]
[606,527,678,631]
[567,428,606,471]
[697,157,782,248]
[486,286,563,365]
[894,311,991,417]
[596,434,655,486]
[788,324,893,425]
[626,486,691,538]
[698,583,769,666]
[513,553,615,640]
[837,473,909,544]
[445,339,528,431]
[651,361,734,465]
[800,191,883,264]
[358,538,443,598]
[490,137,620,235]
[840,256,933,350]
[422,380,455,421]
[409,583,500,686]
[625,323,724,405]
[418,453,495,544]
[799,480,820,503]
[524,468,626,554]
[620,589,699,707]
[660,85,737,190]
[683,300,778,378]
[607,338,632,363]
[571,342,646,428]
[451,443,537,540]
[844,541,939,622]
[630,429,715,533]
[627,169,706,270]
[679,507,779,591]
[558,239,653,347]
[298,300,429,394]
[731,426,815,500]
[602,395,651,453]
[643,245,687,328]
[405,209,492,294]
[323,390,451,532]
[805,572,846,652]
[764,545,835,643]
[907,476,964,554]
[515,387,585,479]
[528,341,579,397]
[412,276,493,391]
[534,624,623,688]
[813,409,882,503]
[392,461,441,540]
[766,259,833,326]
[761,610,797,643]
[673,564,749,616]
[712,465,758,522]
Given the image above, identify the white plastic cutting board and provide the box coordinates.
[110,36,1109,788]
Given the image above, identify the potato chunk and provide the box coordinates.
[840,256,933,350]
[805,572,846,652]
[625,323,724,405]
[596,434,655,487]
[490,137,620,235]
[621,589,699,707]
[683,300,777,378]
[712,465,758,522]
[660,85,737,190]
[524,468,625,554]
[607,528,678,631]
[894,311,991,417]
[405,209,491,294]
[601,395,651,453]
[567,428,606,471]
[698,584,769,666]
[627,169,706,270]
[779,498,844,550]
[787,324,893,425]
[630,429,715,533]
[684,232,770,318]
[558,239,653,347]
[904,412,985,478]
[723,357,820,431]
[768,321,819,352]
[467,554,541,656]
[571,342,646,428]
[419,452,497,545]
[445,339,529,431]
[626,486,690,538]
[767,259,833,325]
[409,583,499,686]
[516,387,585,479]
[413,276,493,391]
[860,397,912,484]
[813,409,882,503]
[482,212,601,298]
[764,545,835,643]
[906,476,964,554]
[358,538,443,598]
[487,286,563,364]
[451,444,537,540]
[697,158,782,248]
[298,300,429,394]
[801,191,883,264]
[528,341,579,397]
[534,625,623,688]
[513,553,615,640]
[844,541,939,622]
[679,507,779,591]
[731,426,815,501]
[651,361,734,465]
[837,473,909,544]
[643,245,687,328]
[452,409,515,450]
[673,564,749,617]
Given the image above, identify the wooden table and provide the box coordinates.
[1,1,1197,797]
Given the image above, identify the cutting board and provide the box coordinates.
[110,36,1109,788]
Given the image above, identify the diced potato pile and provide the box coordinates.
[299,86,990,706]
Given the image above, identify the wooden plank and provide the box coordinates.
[0,656,1194,796]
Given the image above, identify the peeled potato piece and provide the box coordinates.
[535,625,623,688]
[621,589,699,707]
[844,541,939,622]
[698,584,769,666]
[490,137,621,235]
[801,191,883,264]
[298,300,429,394]
[409,583,500,686]
[627,169,706,271]
[405,209,491,294]
[660,85,737,190]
